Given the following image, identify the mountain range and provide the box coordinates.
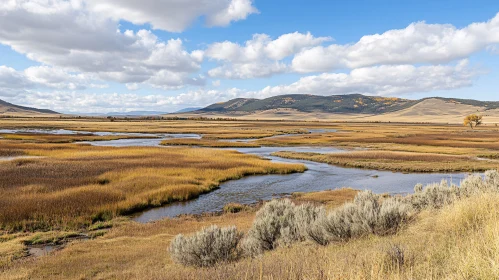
[0,99,59,115]
[183,94,499,123]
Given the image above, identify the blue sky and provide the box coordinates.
[1,0,499,113]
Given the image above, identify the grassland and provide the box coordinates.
[0,118,314,139]
[2,190,499,279]
[0,140,305,231]
[160,138,260,148]
[2,118,499,279]
[274,150,499,172]
[0,133,158,143]
[0,188,360,279]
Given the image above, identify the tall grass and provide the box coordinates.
[273,150,499,172]
[170,171,499,272]
[0,144,305,231]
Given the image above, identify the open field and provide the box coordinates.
[160,138,260,148]
[273,150,499,172]
[2,189,499,279]
[0,133,158,143]
[2,118,499,279]
[0,118,314,139]
[0,140,305,231]
[0,188,360,279]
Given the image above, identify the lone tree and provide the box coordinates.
[464,114,483,129]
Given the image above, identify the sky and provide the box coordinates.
[1,0,499,113]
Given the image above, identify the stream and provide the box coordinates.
[0,128,474,223]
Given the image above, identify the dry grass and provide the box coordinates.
[291,188,359,209]
[161,139,260,148]
[1,133,158,143]
[0,118,316,139]
[3,191,499,279]
[0,141,305,231]
[273,150,499,172]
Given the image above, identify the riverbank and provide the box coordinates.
[273,150,499,172]
[0,188,359,278]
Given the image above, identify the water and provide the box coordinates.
[0,128,474,222]
[82,133,200,147]
[28,245,56,257]
[132,146,470,222]
[0,156,43,161]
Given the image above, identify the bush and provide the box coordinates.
[377,198,412,235]
[311,191,412,245]
[243,199,324,256]
[169,225,243,267]
[408,180,458,210]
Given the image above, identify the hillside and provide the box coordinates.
[180,94,499,124]
[0,99,59,115]
[199,94,419,114]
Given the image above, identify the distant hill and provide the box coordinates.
[185,94,499,123]
[0,99,59,115]
[198,94,499,115]
[174,107,203,113]
[199,94,420,114]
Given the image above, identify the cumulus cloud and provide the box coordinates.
[206,32,331,79]
[0,1,205,89]
[3,88,245,113]
[292,13,499,72]
[0,65,106,91]
[257,60,476,97]
[0,66,34,89]
[2,61,478,113]
[84,0,258,32]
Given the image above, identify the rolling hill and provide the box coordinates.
[0,99,59,115]
[179,94,499,124]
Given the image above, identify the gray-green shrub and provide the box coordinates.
[169,225,243,267]
[312,191,412,244]
[243,199,325,256]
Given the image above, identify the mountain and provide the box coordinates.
[0,99,59,115]
[199,94,420,114]
[175,107,203,113]
[190,94,499,123]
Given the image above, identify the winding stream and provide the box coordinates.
[0,128,474,222]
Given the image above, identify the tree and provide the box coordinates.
[464,114,483,129]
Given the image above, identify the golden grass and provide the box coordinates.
[0,133,158,143]
[273,150,499,172]
[160,138,260,148]
[3,191,499,279]
[0,141,305,231]
[0,118,315,139]
[291,188,359,209]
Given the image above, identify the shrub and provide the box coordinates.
[311,191,411,244]
[408,180,458,210]
[243,199,324,256]
[377,198,412,235]
[169,225,243,267]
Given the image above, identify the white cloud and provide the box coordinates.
[84,0,258,32]
[0,66,33,89]
[212,80,221,87]
[206,32,331,79]
[0,1,205,89]
[125,83,139,91]
[2,88,244,113]
[2,61,478,113]
[24,66,106,90]
[256,60,475,97]
[0,65,106,91]
[292,13,499,72]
